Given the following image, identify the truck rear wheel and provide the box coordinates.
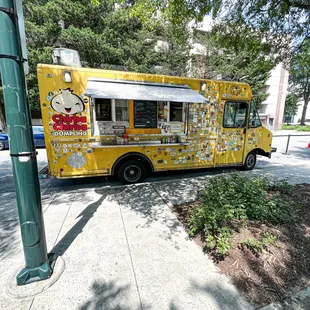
[243,151,257,170]
[117,160,146,184]
[0,142,5,150]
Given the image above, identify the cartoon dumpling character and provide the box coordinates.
[67,152,86,169]
[51,89,85,115]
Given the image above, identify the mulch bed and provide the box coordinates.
[170,184,310,308]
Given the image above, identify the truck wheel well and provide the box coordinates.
[112,152,154,176]
[251,148,270,158]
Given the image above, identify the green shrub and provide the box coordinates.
[281,124,296,130]
[281,124,310,131]
[241,233,277,256]
[241,238,263,255]
[187,174,299,257]
[296,126,310,132]
[262,232,277,247]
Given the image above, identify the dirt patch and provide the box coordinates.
[171,184,310,308]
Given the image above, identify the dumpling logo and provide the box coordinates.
[51,88,85,115]
[50,89,88,135]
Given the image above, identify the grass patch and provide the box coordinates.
[281,124,310,131]
[187,174,300,258]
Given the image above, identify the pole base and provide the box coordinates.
[6,255,65,299]
[16,253,55,286]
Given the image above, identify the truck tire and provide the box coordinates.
[117,160,146,184]
[0,142,5,150]
[243,151,257,170]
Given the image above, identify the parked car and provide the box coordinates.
[0,126,45,150]
[0,133,9,150]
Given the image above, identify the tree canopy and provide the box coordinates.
[284,93,299,123]
[0,0,282,120]
[132,0,309,59]
[191,21,276,107]
[23,0,190,110]
[289,39,310,125]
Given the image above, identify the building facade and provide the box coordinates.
[259,63,289,130]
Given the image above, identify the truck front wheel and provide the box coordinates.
[243,151,257,170]
[117,160,146,184]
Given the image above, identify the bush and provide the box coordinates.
[241,238,264,255]
[262,232,277,247]
[296,126,310,132]
[241,233,277,256]
[282,124,296,130]
[187,174,299,257]
[281,124,310,131]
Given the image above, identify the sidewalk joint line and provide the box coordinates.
[28,297,34,310]
[150,183,171,207]
[52,193,75,249]
[43,192,57,215]
[118,203,144,310]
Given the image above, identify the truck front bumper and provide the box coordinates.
[269,147,277,158]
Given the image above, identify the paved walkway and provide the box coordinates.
[1,145,310,309]
[0,185,252,310]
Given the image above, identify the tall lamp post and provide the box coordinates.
[0,0,52,285]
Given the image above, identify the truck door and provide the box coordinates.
[216,101,248,165]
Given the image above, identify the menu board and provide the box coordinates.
[134,100,157,128]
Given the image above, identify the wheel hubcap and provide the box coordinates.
[247,154,255,167]
[124,165,141,182]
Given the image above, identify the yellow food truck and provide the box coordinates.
[38,50,273,184]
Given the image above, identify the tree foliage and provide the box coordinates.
[191,21,276,108]
[289,39,310,125]
[284,93,299,123]
[132,0,309,63]
[23,0,190,111]
[2,0,278,118]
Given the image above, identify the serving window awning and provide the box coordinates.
[84,77,207,103]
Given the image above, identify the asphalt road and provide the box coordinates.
[0,132,309,196]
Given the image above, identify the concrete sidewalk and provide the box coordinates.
[0,184,252,310]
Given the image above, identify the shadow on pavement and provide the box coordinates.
[79,280,133,310]
[51,192,108,256]
[286,147,310,159]
[0,219,20,260]
[113,184,184,244]
[190,278,251,310]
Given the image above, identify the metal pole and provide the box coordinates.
[285,134,291,154]
[0,0,52,285]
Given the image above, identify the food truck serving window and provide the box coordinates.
[96,99,112,121]
[95,98,128,122]
[115,99,129,121]
[170,102,183,122]
[223,101,247,128]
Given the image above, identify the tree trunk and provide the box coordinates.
[0,102,6,131]
[300,99,309,125]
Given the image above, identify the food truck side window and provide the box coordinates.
[223,101,247,128]
[95,99,129,122]
[95,99,112,121]
[248,101,262,128]
[170,102,183,122]
[115,99,129,122]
